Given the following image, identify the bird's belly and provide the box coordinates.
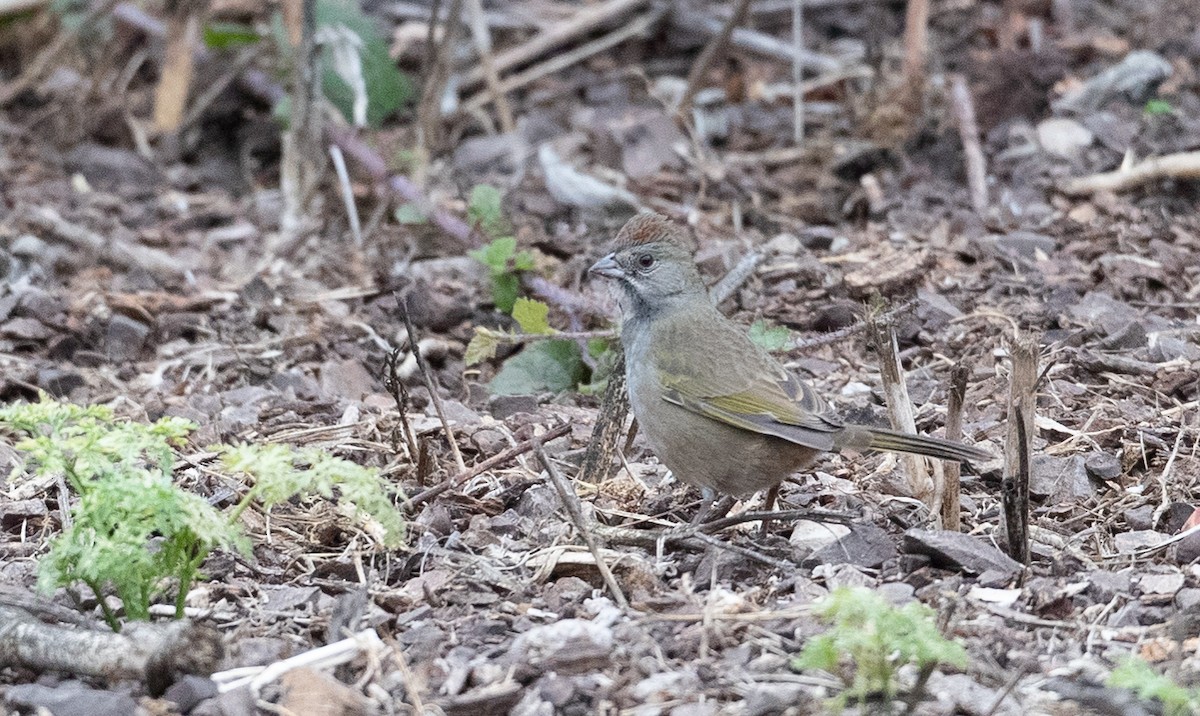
[627,369,817,497]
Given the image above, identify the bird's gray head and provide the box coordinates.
[588,213,706,319]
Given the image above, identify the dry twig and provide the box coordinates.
[1003,335,1039,566]
[942,363,969,531]
[867,306,938,514]
[461,0,649,90]
[465,0,514,132]
[950,74,988,214]
[1059,150,1200,196]
[405,422,572,509]
[535,444,629,609]
[679,0,753,117]
[399,302,465,472]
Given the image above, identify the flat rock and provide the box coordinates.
[806,523,897,569]
[902,529,1022,578]
[1030,454,1095,502]
[507,619,613,673]
[1113,530,1166,554]
[4,681,137,716]
[106,313,150,362]
[789,519,850,552]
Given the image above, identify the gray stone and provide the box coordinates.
[1172,530,1200,565]
[992,231,1057,258]
[163,675,219,713]
[1085,452,1122,481]
[1114,530,1166,554]
[902,529,1022,578]
[4,682,137,716]
[1030,455,1095,502]
[1054,50,1173,113]
[37,368,84,397]
[488,394,540,420]
[877,581,916,606]
[1136,571,1184,597]
[807,523,897,569]
[1150,335,1200,362]
[1086,570,1131,603]
[742,682,813,716]
[1175,588,1200,612]
[106,313,150,362]
[508,619,613,674]
[1124,505,1153,531]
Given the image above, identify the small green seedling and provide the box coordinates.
[749,319,792,352]
[792,587,968,712]
[0,396,403,631]
[466,184,535,313]
[1144,99,1173,116]
[1109,656,1200,716]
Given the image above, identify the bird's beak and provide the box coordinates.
[588,253,624,279]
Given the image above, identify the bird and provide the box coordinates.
[588,212,987,502]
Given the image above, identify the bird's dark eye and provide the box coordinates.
[636,253,655,269]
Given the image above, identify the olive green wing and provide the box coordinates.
[657,361,846,452]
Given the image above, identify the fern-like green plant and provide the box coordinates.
[0,396,403,631]
[1109,656,1200,716]
[792,587,967,712]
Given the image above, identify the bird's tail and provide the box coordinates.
[865,427,988,464]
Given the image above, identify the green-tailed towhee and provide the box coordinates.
[589,212,987,499]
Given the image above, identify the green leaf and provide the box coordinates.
[203,21,260,49]
[489,340,584,395]
[469,237,517,274]
[749,320,791,352]
[492,274,520,314]
[512,298,552,335]
[272,0,413,128]
[1109,657,1199,716]
[1144,99,1173,116]
[464,328,502,366]
[467,184,507,237]
[393,203,429,225]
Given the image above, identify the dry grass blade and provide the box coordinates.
[950,74,988,214]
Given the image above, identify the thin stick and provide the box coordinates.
[415,0,462,159]
[950,74,988,213]
[329,145,363,246]
[465,0,514,133]
[942,363,969,531]
[23,205,184,278]
[1059,150,1200,196]
[678,0,753,117]
[535,444,629,609]
[461,0,648,90]
[382,349,420,462]
[901,0,930,104]
[405,422,572,509]
[1003,336,1038,566]
[462,8,663,114]
[867,306,936,512]
[792,0,805,144]
[399,301,465,472]
[669,13,841,72]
